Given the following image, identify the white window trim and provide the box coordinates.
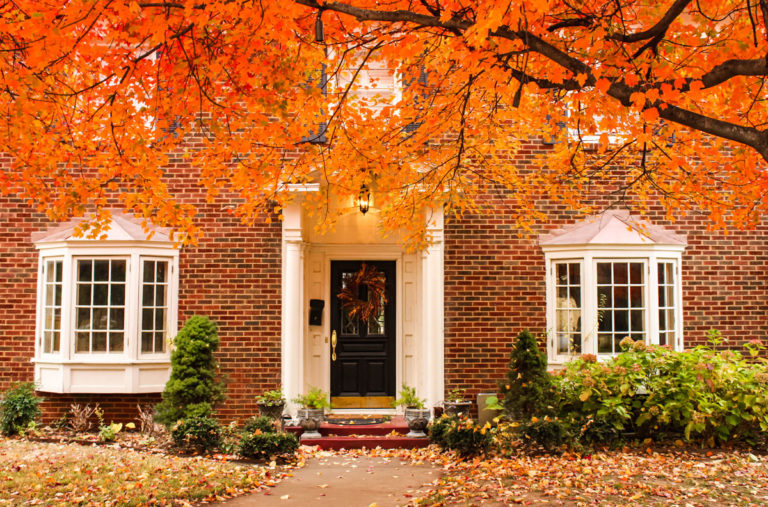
[544,244,684,366]
[33,240,179,393]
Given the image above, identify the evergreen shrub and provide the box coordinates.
[156,316,224,427]
[0,382,42,436]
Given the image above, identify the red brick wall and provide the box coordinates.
[0,172,283,424]
[2,139,768,423]
[443,141,768,401]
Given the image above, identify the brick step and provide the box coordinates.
[298,435,429,450]
[286,415,410,437]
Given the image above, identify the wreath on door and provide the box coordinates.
[337,263,387,321]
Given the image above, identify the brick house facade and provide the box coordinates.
[1,139,767,424]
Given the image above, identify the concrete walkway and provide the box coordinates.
[220,454,441,507]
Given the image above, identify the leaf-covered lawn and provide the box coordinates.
[0,439,300,506]
[365,446,768,505]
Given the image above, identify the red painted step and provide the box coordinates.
[285,415,429,449]
[298,435,429,450]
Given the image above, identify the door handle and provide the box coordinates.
[331,330,337,361]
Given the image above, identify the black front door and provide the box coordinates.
[330,260,396,404]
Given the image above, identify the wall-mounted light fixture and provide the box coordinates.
[357,184,371,215]
[315,11,325,42]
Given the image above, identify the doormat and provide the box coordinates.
[325,416,390,426]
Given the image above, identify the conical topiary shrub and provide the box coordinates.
[498,329,553,419]
[156,315,224,427]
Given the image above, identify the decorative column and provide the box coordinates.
[421,207,445,410]
[281,202,305,417]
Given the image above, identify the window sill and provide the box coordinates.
[33,359,170,394]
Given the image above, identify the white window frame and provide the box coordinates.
[33,241,179,393]
[544,245,684,365]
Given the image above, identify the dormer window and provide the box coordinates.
[32,213,179,393]
[540,211,686,364]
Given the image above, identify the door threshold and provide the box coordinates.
[328,408,397,416]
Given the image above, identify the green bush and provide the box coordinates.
[171,416,222,452]
[156,316,224,427]
[553,333,768,446]
[499,330,554,419]
[0,382,42,436]
[238,432,299,459]
[517,417,574,453]
[243,415,277,434]
[428,415,492,456]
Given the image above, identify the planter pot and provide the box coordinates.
[444,400,473,417]
[297,408,324,439]
[257,401,285,421]
[404,408,430,438]
[258,401,286,430]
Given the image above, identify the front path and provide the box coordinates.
[219,452,440,507]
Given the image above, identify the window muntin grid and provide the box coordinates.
[42,260,63,354]
[554,262,581,354]
[74,259,126,353]
[140,260,169,354]
[657,261,676,347]
[597,261,646,354]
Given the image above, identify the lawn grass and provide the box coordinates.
[0,439,288,505]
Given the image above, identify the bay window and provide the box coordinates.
[32,214,179,393]
[541,211,686,363]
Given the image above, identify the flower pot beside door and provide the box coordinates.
[444,388,473,417]
[255,388,286,430]
[393,384,430,438]
[293,387,330,439]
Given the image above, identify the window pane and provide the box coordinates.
[557,263,567,283]
[92,332,107,352]
[630,286,643,307]
[77,284,91,306]
[76,332,89,352]
[78,260,92,282]
[597,285,611,307]
[110,308,124,330]
[76,308,91,329]
[614,263,627,283]
[144,261,155,283]
[94,260,110,281]
[110,332,124,352]
[614,310,628,331]
[629,262,642,284]
[44,308,53,330]
[52,331,60,353]
[155,285,166,305]
[570,287,581,305]
[111,260,126,282]
[597,263,611,284]
[598,333,612,353]
[92,308,108,329]
[43,331,52,354]
[142,309,153,330]
[111,284,125,306]
[143,284,154,306]
[154,308,165,330]
[155,332,165,353]
[93,284,108,306]
[614,286,628,308]
[46,263,56,282]
[142,331,153,353]
[156,261,166,281]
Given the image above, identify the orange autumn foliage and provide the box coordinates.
[0,1,767,246]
